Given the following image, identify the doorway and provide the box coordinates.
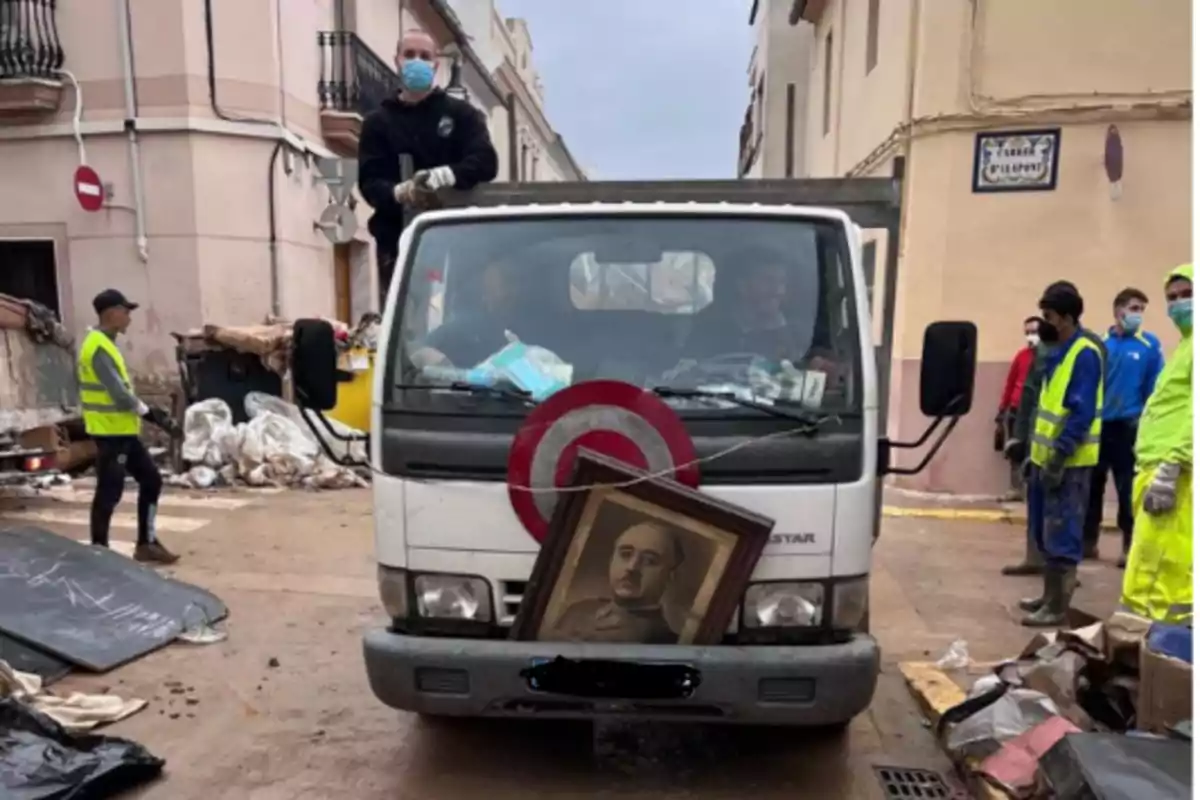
[0,240,60,317]
[334,243,352,322]
[334,241,373,324]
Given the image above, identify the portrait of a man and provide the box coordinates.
[549,521,684,644]
[531,484,739,645]
[513,451,774,647]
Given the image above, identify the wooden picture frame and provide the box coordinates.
[511,450,774,645]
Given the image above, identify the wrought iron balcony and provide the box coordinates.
[317,31,399,153]
[0,0,65,120]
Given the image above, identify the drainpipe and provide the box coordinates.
[267,141,284,317]
[116,0,149,262]
[506,92,519,181]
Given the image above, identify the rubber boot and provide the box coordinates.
[1002,538,1045,576]
[1018,570,1050,613]
[1022,566,1072,627]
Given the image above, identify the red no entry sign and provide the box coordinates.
[74,165,103,212]
[507,380,699,542]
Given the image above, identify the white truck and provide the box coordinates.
[291,178,977,727]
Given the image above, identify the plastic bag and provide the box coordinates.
[180,399,234,467]
[936,638,971,670]
[0,697,163,799]
[244,392,366,463]
[944,688,1062,760]
[183,465,218,489]
[465,333,573,401]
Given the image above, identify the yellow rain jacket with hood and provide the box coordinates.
[1120,263,1193,624]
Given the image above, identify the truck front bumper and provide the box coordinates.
[363,629,880,726]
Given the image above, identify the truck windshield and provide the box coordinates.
[388,214,862,415]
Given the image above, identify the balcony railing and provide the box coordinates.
[318,31,399,117]
[317,31,398,153]
[0,0,64,80]
[0,0,65,120]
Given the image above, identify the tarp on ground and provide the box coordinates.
[0,526,227,672]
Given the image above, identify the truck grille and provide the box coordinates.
[498,579,741,634]
[500,580,527,625]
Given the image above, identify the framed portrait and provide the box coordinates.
[511,451,774,646]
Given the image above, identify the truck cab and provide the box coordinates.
[291,178,976,727]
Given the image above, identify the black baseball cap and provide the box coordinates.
[92,289,139,314]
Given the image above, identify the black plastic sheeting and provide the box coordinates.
[0,634,71,686]
[0,526,227,672]
[1040,732,1191,799]
[0,698,163,799]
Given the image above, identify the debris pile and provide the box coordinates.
[913,613,1192,798]
[174,392,368,490]
[0,658,162,797]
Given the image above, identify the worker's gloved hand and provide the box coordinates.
[423,166,456,191]
[393,179,420,205]
[1143,462,1182,515]
[1003,438,1023,460]
[1042,450,1067,490]
[143,406,181,438]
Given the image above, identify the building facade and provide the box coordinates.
[767,0,1191,495]
[739,0,813,179]
[446,0,585,182]
[0,0,580,386]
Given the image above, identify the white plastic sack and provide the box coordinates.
[178,394,367,490]
[181,399,234,468]
[244,392,367,463]
[944,688,1062,760]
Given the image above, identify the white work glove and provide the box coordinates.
[392,179,419,205]
[1143,462,1182,515]
[423,165,456,191]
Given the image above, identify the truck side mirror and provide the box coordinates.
[919,321,977,417]
[292,319,339,411]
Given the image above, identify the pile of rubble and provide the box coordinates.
[173,392,368,491]
[915,613,1191,798]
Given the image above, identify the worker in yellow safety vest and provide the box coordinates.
[79,289,180,564]
[1018,283,1104,627]
[1120,264,1193,625]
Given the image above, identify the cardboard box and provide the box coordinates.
[17,425,64,453]
[57,439,97,472]
[1137,645,1192,734]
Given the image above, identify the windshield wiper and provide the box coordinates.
[395,381,535,404]
[650,386,824,428]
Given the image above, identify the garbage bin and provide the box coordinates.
[327,347,373,433]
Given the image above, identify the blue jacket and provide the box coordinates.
[1101,327,1163,422]
[1043,330,1102,458]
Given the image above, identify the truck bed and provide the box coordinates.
[0,295,78,433]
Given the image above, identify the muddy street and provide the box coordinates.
[0,484,1124,799]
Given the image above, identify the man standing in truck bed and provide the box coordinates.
[358,29,499,301]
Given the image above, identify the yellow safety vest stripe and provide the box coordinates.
[1029,337,1103,468]
[77,329,141,436]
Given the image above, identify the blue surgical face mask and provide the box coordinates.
[1121,311,1143,332]
[401,59,435,92]
[1167,298,1193,331]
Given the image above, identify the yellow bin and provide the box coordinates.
[327,347,374,433]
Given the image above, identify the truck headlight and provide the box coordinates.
[832,577,869,629]
[743,582,824,628]
[378,565,409,619]
[414,573,493,622]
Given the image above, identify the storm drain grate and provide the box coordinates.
[872,766,954,799]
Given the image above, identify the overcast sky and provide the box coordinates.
[496,0,753,180]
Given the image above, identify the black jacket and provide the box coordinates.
[357,90,499,249]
